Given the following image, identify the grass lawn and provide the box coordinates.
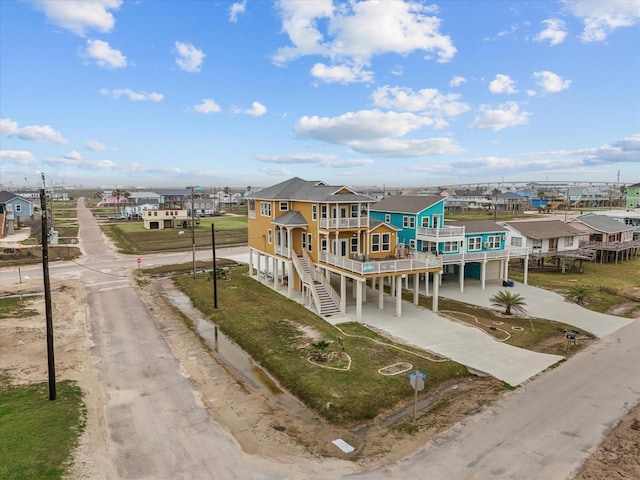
[103,216,248,254]
[169,264,471,426]
[0,380,86,480]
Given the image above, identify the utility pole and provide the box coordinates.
[212,223,218,308]
[188,186,196,278]
[40,186,56,400]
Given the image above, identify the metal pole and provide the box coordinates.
[191,186,196,278]
[40,188,56,400]
[212,223,218,308]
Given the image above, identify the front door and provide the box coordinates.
[332,239,348,257]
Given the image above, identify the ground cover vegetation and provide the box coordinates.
[167,264,471,425]
[0,378,86,480]
[102,217,248,254]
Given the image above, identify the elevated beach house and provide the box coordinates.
[246,178,443,319]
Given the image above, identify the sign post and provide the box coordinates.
[408,370,427,423]
[137,257,142,271]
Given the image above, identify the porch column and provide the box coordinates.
[391,276,396,297]
[459,262,465,293]
[340,274,347,314]
[432,272,440,312]
[378,279,384,310]
[273,257,278,290]
[356,279,363,321]
[481,261,487,290]
[413,273,419,305]
[424,271,430,296]
[503,259,509,280]
[395,275,403,317]
[524,256,529,285]
[287,262,293,297]
[248,248,254,277]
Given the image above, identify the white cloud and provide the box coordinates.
[580,134,640,165]
[193,99,221,115]
[32,0,122,37]
[100,88,164,102]
[44,156,117,170]
[257,153,337,164]
[534,19,568,46]
[532,70,571,93]
[229,1,247,23]
[468,102,530,131]
[174,41,205,73]
[449,75,467,87]
[81,39,127,69]
[0,118,68,144]
[489,74,518,94]
[371,86,470,117]
[294,109,463,157]
[241,101,267,117]
[273,0,456,83]
[260,165,293,176]
[310,63,374,83]
[563,0,640,42]
[0,150,37,165]
[85,140,110,151]
[64,150,83,161]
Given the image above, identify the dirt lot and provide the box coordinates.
[1,276,638,478]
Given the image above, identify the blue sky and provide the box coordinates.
[1,0,639,190]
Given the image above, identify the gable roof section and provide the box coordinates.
[370,195,444,214]
[271,210,308,227]
[449,219,507,234]
[503,220,582,239]
[572,214,633,234]
[369,218,400,232]
[248,177,373,203]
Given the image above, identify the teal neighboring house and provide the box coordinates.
[370,196,530,291]
[626,183,640,210]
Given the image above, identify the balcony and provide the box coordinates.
[319,251,442,276]
[416,226,465,243]
[432,247,531,264]
[319,216,369,230]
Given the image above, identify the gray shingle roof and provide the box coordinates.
[503,220,582,239]
[370,195,444,214]
[572,214,634,234]
[272,210,308,227]
[247,177,374,203]
[448,219,508,234]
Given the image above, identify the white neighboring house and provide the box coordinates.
[501,220,582,256]
[124,202,159,219]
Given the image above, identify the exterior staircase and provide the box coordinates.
[293,252,341,317]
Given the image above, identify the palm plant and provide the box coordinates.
[566,285,594,305]
[490,290,527,315]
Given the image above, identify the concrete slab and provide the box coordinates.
[438,279,633,337]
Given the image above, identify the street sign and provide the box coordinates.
[137,258,142,264]
[410,375,425,391]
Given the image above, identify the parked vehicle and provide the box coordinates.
[108,214,126,221]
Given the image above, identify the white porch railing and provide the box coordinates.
[416,226,465,238]
[318,217,369,229]
[319,251,442,275]
[429,247,530,264]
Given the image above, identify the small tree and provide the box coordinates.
[566,285,594,305]
[490,290,527,315]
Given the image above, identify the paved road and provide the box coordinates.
[1,201,638,480]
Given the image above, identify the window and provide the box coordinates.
[564,236,574,247]
[532,239,542,249]
[443,241,458,253]
[307,234,312,252]
[371,234,380,252]
[420,217,429,227]
[403,216,415,228]
[351,204,358,217]
[260,202,271,217]
[382,233,391,252]
[468,237,482,250]
[321,237,327,251]
[409,239,416,250]
[312,204,317,221]
[320,205,328,219]
[511,237,523,247]
[279,202,288,211]
[486,235,501,249]
[267,229,272,244]
[15,204,22,213]
[302,233,306,249]
[385,214,391,224]
[350,237,358,253]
